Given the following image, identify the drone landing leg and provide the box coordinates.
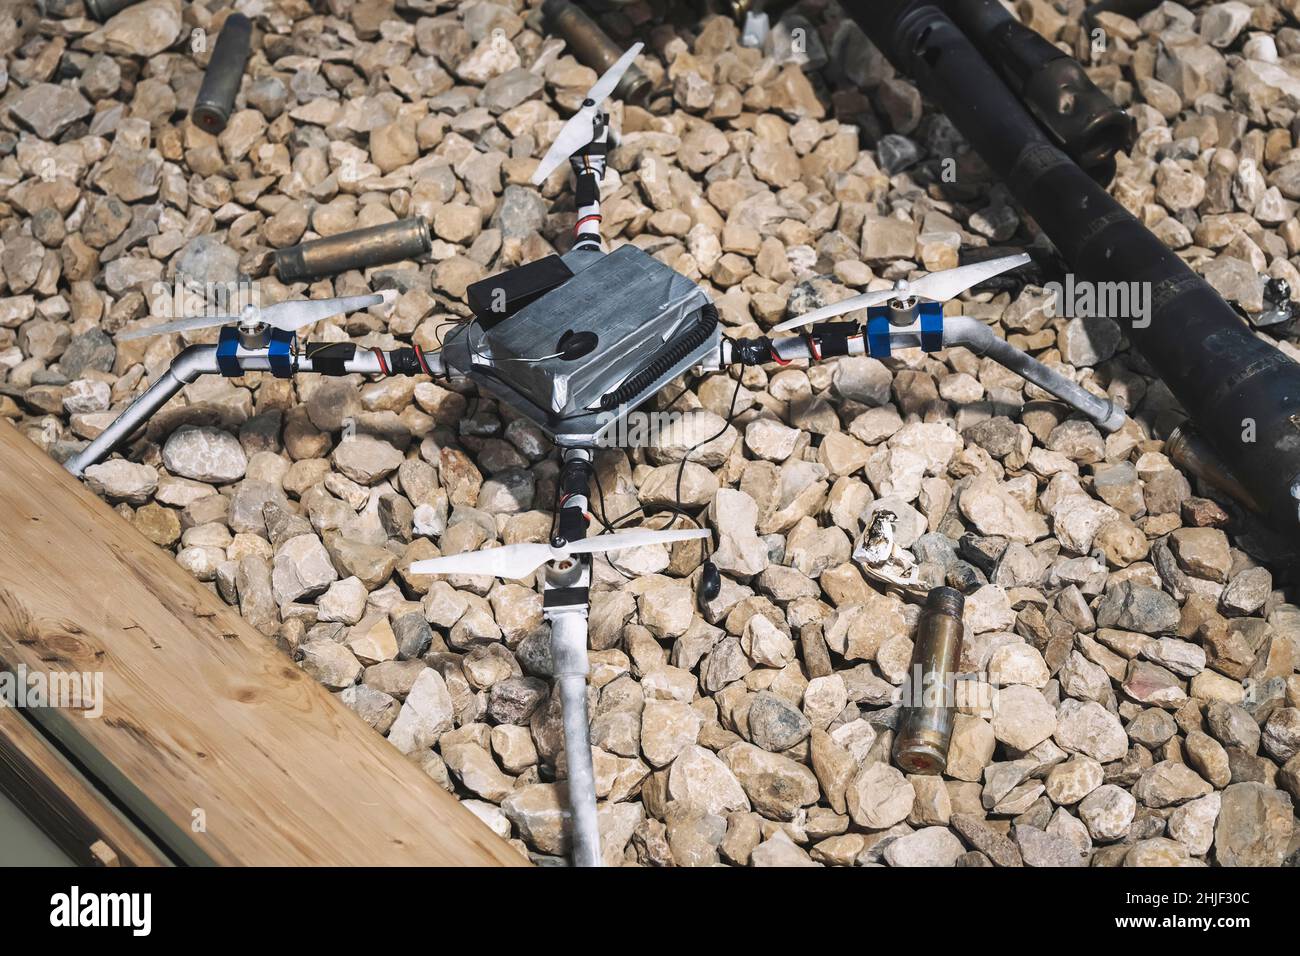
[569,116,609,255]
[545,446,601,866]
[547,599,600,867]
[63,345,219,477]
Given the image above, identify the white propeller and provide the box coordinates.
[409,526,709,581]
[770,253,1031,334]
[530,42,644,186]
[119,290,397,340]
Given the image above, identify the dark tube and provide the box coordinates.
[274,217,433,283]
[1084,0,1166,29]
[191,13,253,135]
[83,0,141,19]
[894,587,965,775]
[845,1,1300,535]
[542,0,653,108]
[944,0,1134,183]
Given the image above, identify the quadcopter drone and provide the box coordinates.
[67,44,1127,868]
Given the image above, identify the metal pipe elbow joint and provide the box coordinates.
[63,345,219,477]
[944,316,1126,433]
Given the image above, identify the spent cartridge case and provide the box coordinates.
[893,586,965,775]
[275,217,433,283]
[542,0,653,108]
[192,13,254,135]
[1165,421,1262,514]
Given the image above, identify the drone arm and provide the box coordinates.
[569,117,610,254]
[549,605,601,867]
[944,316,1125,432]
[719,329,868,366]
[296,343,444,378]
[716,319,1124,432]
[65,341,447,477]
[63,345,218,477]
[545,446,601,866]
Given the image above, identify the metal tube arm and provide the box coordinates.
[65,342,447,476]
[715,319,1124,432]
[548,606,600,867]
[544,446,601,867]
[943,316,1125,432]
[64,345,218,477]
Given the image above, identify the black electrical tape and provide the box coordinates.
[575,169,600,208]
[543,586,590,609]
[732,337,773,365]
[305,343,357,376]
[810,322,858,358]
[556,505,588,545]
[560,458,592,497]
[388,348,423,376]
[598,303,719,411]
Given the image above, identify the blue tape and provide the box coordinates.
[269,328,294,378]
[920,301,944,352]
[866,308,891,359]
[216,326,241,377]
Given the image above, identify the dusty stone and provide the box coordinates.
[846,762,915,829]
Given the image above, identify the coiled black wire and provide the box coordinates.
[597,303,719,411]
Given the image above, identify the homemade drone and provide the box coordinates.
[66,43,1127,868]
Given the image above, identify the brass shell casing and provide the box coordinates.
[893,587,965,775]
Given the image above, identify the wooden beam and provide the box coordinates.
[0,423,525,866]
[0,705,169,867]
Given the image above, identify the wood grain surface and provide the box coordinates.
[0,422,525,867]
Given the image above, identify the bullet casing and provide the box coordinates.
[274,217,433,283]
[543,0,653,108]
[192,13,253,135]
[1165,422,1262,514]
[893,587,965,775]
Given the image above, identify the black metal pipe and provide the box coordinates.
[846,1,1300,533]
[83,0,141,19]
[191,13,253,135]
[944,0,1134,183]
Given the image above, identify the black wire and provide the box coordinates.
[599,370,746,559]
[543,371,746,579]
[588,463,635,580]
[675,372,743,518]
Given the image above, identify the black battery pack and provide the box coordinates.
[467,255,574,328]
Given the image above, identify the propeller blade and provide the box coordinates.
[908,253,1031,303]
[531,107,599,185]
[770,287,898,334]
[116,314,241,340]
[530,42,644,186]
[260,290,397,331]
[587,41,643,105]
[567,527,710,555]
[408,543,554,580]
[408,527,709,580]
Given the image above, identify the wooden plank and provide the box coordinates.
[0,705,170,867]
[0,423,525,866]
